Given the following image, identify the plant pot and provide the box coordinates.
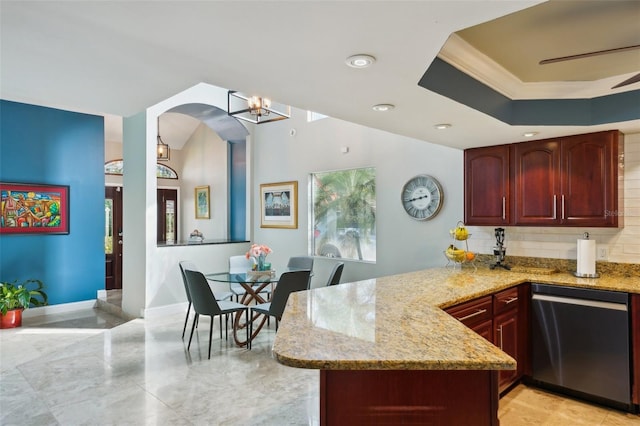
[0,309,23,329]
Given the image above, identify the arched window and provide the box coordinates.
[104,159,178,179]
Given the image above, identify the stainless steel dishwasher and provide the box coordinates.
[531,283,632,411]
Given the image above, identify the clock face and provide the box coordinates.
[401,175,443,220]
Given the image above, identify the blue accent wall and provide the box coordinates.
[228,140,246,240]
[0,100,104,305]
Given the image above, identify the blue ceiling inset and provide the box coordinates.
[419,58,640,126]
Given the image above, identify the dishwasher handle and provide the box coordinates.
[532,293,627,312]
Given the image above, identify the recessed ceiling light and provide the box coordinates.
[372,104,395,112]
[434,123,451,130]
[345,54,376,68]
[523,131,539,137]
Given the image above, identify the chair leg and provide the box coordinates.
[249,309,254,350]
[182,302,191,339]
[188,313,199,350]
[219,315,223,340]
[208,315,214,359]
[246,309,250,349]
[225,314,229,340]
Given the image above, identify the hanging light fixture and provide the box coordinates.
[156,116,170,161]
[227,91,290,124]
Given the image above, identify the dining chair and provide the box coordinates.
[287,256,314,288]
[229,255,271,301]
[184,270,249,358]
[248,269,310,349]
[178,260,233,339]
[326,262,345,286]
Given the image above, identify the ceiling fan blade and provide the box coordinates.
[539,44,640,65]
[612,72,640,89]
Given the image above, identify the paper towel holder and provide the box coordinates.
[573,232,600,278]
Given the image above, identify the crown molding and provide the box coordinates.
[438,33,634,100]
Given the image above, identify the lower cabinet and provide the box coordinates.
[494,308,518,389]
[446,284,529,393]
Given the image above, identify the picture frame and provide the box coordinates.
[260,181,298,229]
[0,182,70,235]
[195,185,210,219]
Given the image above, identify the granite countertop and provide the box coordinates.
[272,266,640,371]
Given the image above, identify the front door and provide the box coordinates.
[157,188,178,244]
[105,186,123,290]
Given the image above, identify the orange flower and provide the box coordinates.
[245,244,272,259]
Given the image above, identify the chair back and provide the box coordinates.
[287,256,314,271]
[326,262,345,286]
[179,260,199,303]
[229,255,254,273]
[184,270,222,316]
[269,270,311,319]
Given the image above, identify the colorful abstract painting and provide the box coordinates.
[0,182,69,234]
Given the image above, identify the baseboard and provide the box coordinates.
[142,302,188,319]
[21,300,97,319]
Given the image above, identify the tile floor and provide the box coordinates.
[1,296,638,425]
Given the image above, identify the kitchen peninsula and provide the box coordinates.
[272,266,640,425]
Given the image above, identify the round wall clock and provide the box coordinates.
[401,174,444,220]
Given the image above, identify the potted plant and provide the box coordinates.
[0,279,48,329]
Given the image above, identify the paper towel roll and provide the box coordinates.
[577,239,596,276]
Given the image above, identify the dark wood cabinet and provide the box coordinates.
[320,369,499,425]
[446,286,527,393]
[464,145,510,226]
[561,131,621,227]
[513,139,561,225]
[513,130,622,226]
[493,287,521,391]
[445,295,494,342]
[465,130,623,227]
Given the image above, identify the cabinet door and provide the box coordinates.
[513,139,561,225]
[471,318,493,343]
[494,309,519,391]
[464,145,510,225]
[561,131,620,227]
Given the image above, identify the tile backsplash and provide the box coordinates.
[468,132,639,265]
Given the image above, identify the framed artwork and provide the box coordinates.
[0,182,69,234]
[260,181,298,229]
[195,185,210,219]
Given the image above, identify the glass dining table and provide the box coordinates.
[205,270,281,347]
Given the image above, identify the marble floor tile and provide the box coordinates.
[0,306,637,425]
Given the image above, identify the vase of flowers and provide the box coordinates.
[246,244,273,271]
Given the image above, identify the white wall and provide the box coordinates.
[251,107,464,288]
[122,83,252,316]
[467,133,640,265]
[179,123,229,240]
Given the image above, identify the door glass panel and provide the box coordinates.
[165,200,175,243]
[105,198,113,254]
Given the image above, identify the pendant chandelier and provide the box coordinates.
[156,116,170,161]
[227,91,290,124]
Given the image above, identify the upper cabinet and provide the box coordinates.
[465,130,624,227]
[560,132,621,227]
[513,139,561,225]
[464,145,511,225]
